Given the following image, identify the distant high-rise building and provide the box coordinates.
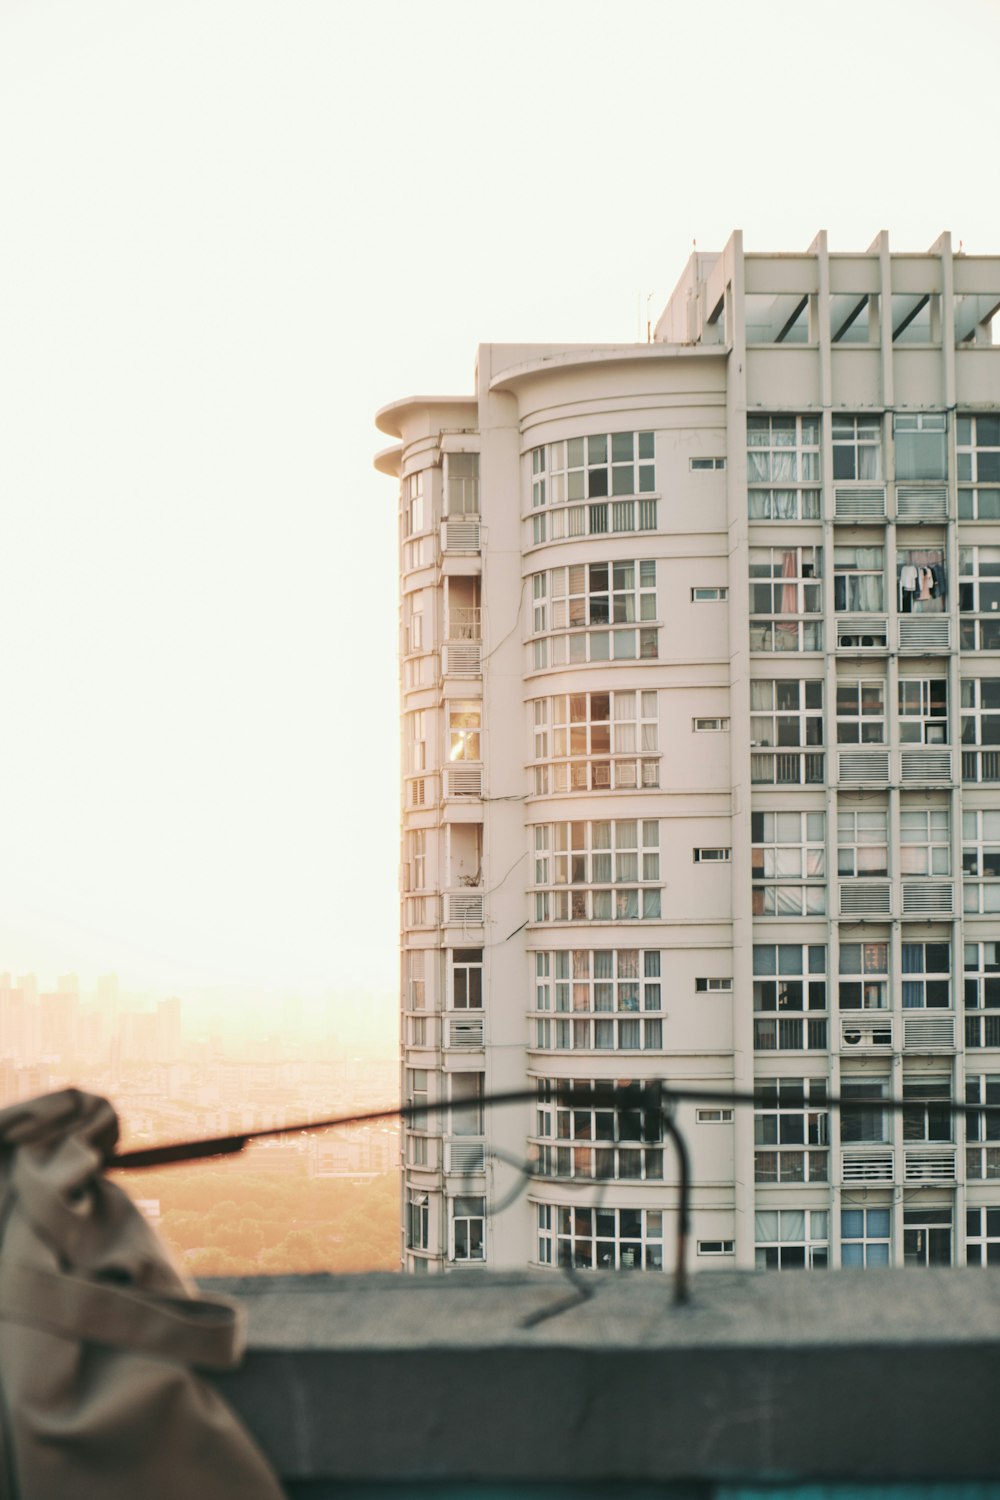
[377,231,1000,1274]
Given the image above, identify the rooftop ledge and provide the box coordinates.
[203,1269,1000,1494]
[489,341,727,393]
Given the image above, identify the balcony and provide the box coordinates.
[903,1012,956,1051]
[837,749,890,786]
[901,879,955,917]
[445,1013,485,1049]
[904,1146,957,1182]
[841,1146,894,1182]
[833,483,887,521]
[443,891,484,926]
[899,747,953,785]
[205,1271,1000,1491]
[898,616,951,652]
[750,748,824,786]
[840,1014,892,1051]
[896,484,948,521]
[838,880,891,918]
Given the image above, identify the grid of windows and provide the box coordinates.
[893,412,947,481]
[832,415,882,481]
[834,547,885,613]
[754,1209,828,1270]
[531,562,658,667]
[531,949,663,1052]
[902,1075,952,1142]
[839,942,889,1010]
[836,679,886,744]
[840,1207,891,1267]
[959,545,1000,650]
[531,433,655,505]
[750,680,824,786]
[966,1074,1000,1180]
[965,942,1000,1049]
[958,414,1000,520]
[747,416,821,520]
[838,809,889,878]
[533,1078,663,1181]
[445,453,480,516]
[752,944,827,1053]
[533,821,661,923]
[966,1207,1000,1265]
[749,546,822,653]
[536,1203,663,1270]
[751,811,826,916]
[840,1077,890,1144]
[532,690,658,794]
[963,810,1000,913]
[902,942,951,1009]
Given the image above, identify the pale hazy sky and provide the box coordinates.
[0,0,997,1004]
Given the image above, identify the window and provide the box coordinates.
[405,950,426,1010]
[903,1207,951,1266]
[445,452,480,516]
[754,1209,828,1270]
[965,943,1000,1049]
[746,415,821,520]
[966,1075,1000,1181]
[451,949,483,1009]
[406,1191,429,1251]
[407,1068,429,1129]
[694,717,730,732]
[530,561,658,667]
[966,1207,1000,1266]
[406,709,428,773]
[960,546,1000,650]
[697,1110,734,1124]
[532,690,658,795]
[840,1208,890,1267]
[832,415,882,480]
[408,1134,428,1166]
[899,678,947,744]
[902,1075,952,1142]
[696,977,733,993]
[958,414,1000,519]
[840,1077,890,1144]
[754,1078,828,1183]
[530,435,656,539]
[694,847,731,863]
[534,1078,663,1182]
[537,1203,663,1270]
[450,1196,485,1261]
[448,703,480,762]
[838,809,888,878]
[532,949,663,1052]
[691,457,726,471]
[893,412,947,481]
[751,811,826,916]
[698,1239,735,1254]
[752,943,827,1053]
[403,471,426,536]
[902,942,951,1009]
[533,821,662,923]
[405,591,425,654]
[449,1072,484,1137]
[836,679,886,744]
[407,829,427,891]
[898,547,947,614]
[749,546,822,652]
[834,547,884,613]
[900,808,950,876]
[962,678,1000,783]
[962,810,1000,914]
[839,942,889,1011]
[691,587,728,602]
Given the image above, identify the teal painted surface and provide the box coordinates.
[289,1485,1000,1500]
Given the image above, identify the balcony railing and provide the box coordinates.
[965,1013,1000,1049]
[750,749,825,786]
[840,1014,892,1051]
[903,1012,956,1050]
[963,749,1000,783]
[446,607,482,640]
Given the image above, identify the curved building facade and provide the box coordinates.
[376,230,1000,1275]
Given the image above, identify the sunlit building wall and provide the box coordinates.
[377,230,1000,1274]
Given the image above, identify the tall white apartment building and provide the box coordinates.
[376,231,1000,1275]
